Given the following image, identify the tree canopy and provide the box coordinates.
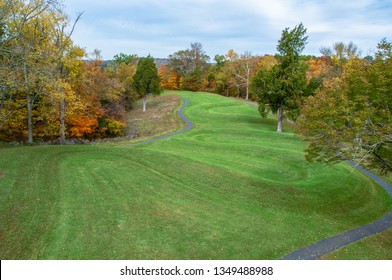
[252,23,311,132]
[0,1,134,143]
[133,56,161,112]
[299,39,392,173]
[167,42,210,91]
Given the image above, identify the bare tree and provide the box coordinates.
[223,50,260,100]
[233,51,254,100]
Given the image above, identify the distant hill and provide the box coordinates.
[99,58,168,68]
[153,58,169,68]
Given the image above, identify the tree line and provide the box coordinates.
[159,24,391,173]
[159,43,265,98]
[299,38,392,174]
[1,1,390,173]
[0,0,162,144]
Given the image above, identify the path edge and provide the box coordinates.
[128,96,192,147]
[280,162,392,260]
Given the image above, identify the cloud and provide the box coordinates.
[64,0,392,59]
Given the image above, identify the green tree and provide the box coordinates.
[108,53,138,73]
[133,56,161,112]
[252,23,309,132]
[299,39,392,173]
[113,53,138,65]
[214,54,226,69]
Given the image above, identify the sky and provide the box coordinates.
[63,0,392,60]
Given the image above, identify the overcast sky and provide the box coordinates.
[63,0,392,60]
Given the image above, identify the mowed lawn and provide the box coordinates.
[1,91,391,259]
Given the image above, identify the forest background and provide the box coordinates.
[1,0,390,173]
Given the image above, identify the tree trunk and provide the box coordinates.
[24,63,33,144]
[60,95,66,144]
[277,105,283,133]
[27,93,33,144]
[245,67,250,100]
[142,94,147,112]
[59,62,66,144]
[245,81,249,100]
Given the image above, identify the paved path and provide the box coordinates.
[134,96,392,259]
[242,100,392,259]
[130,97,192,147]
[280,163,392,260]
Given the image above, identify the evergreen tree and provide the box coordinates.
[252,23,310,132]
[133,56,161,112]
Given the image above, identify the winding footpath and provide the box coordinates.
[242,100,392,259]
[130,97,193,147]
[134,96,392,260]
[280,163,392,260]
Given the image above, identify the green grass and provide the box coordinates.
[1,91,391,259]
[321,228,392,260]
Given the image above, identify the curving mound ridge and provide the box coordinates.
[0,91,391,259]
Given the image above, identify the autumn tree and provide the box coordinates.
[133,56,161,112]
[252,23,310,133]
[1,0,56,141]
[319,41,361,79]
[50,8,84,144]
[0,0,90,143]
[80,50,127,138]
[158,64,169,89]
[306,56,330,81]
[0,1,130,142]
[320,41,361,63]
[167,71,181,89]
[159,64,182,90]
[258,55,278,70]
[215,50,239,97]
[107,52,138,110]
[168,42,210,91]
[8,0,61,143]
[0,0,32,127]
[299,39,392,173]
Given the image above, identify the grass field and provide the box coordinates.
[1,91,391,259]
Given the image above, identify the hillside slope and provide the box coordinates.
[1,91,391,259]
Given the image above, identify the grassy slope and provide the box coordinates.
[0,91,391,259]
[321,228,392,260]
